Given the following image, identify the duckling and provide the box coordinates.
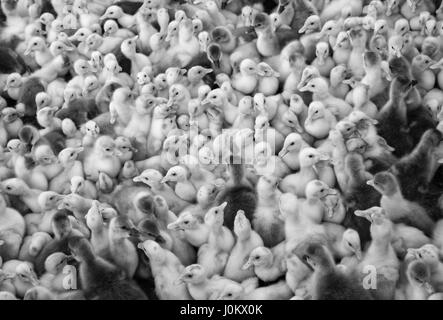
[367,173,434,235]
[167,211,209,247]
[312,42,335,77]
[103,19,134,40]
[254,115,285,154]
[121,36,152,78]
[39,252,74,293]
[242,244,286,283]
[18,232,52,263]
[345,80,378,118]
[329,65,351,100]
[280,147,329,197]
[1,261,39,298]
[201,88,237,125]
[224,210,264,282]
[162,166,197,203]
[133,169,190,213]
[1,178,42,213]
[138,240,190,300]
[24,36,54,67]
[332,31,352,65]
[354,208,400,300]
[231,59,258,95]
[48,147,84,194]
[300,78,352,120]
[411,54,436,92]
[347,28,367,80]
[197,203,234,277]
[26,191,64,235]
[4,73,23,101]
[253,175,285,247]
[256,62,280,96]
[304,101,337,139]
[278,132,310,171]
[68,236,147,300]
[293,241,372,300]
[0,194,25,261]
[84,136,122,181]
[399,260,435,300]
[1,108,23,139]
[108,216,138,278]
[100,5,136,29]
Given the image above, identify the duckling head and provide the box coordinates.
[388,76,416,99]
[305,101,327,124]
[5,72,22,90]
[175,264,207,285]
[198,31,210,52]
[320,20,338,37]
[115,136,136,161]
[39,12,55,26]
[414,244,441,266]
[216,282,244,300]
[345,138,368,154]
[201,88,225,107]
[315,42,330,65]
[133,169,163,187]
[94,136,117,158]
[1,107,21,124]
[299,147,329,167]
[241,5,255,26]
[165,20,179,42]
[15,263,39,286]
[34,144,57,166]
[279,133,304,158]
[165,67,186,86]
[366,171,398,196]
[83,75,99,97]
[44,252,70,275]
[38,191,64,211]
[24,37,46,55]
[49,40,74,57]
[305,180,335,199]
[254,114,270,132]
[373,19,388,35]
[394,18,410,37]
[257,174,281,193]
[69,27,92,42]
[103,20,118,37]
[188,66,213,83]
[237,96,254,115]
[406,260,434,294]
[162,165,188,183]
[207,43,222,68]
[330,64,351,86]
[299,76,328,94]
[85,33,103,50]
[192,18,203,36]
[6,139,25,155]
[167,211,199,231]
[256,62,279,78]
[210,26,233,45]
[58,147,83,166]
[422,37,439,58]
[204,202,227,227]
[342,229,362,260]
[299,15,321,34]
[83,120,100,137]
[336,119,357,139]
[242,246,273,270]
[388,35,405,58]
[233,209,252,239]
[100,5,124,21]
[68,236,95,262]
[293,240,334,271]
[333,31,350,51]
[109,216,134,239]
[51,210,73,239]
[197,182,219,206]
[73,59,91,76]
[412,54,435,71]
[137,239,165,263]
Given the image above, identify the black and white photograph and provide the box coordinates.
[0,0,443,307]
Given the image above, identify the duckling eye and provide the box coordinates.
[49,196,54,201]
[184,221,189,224]
[6,186,11,190]
[308,154,314,158]
[172,172,176,176]
[290,142,295,145]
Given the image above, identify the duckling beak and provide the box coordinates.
[298,25,307,34]
[430,62,442,70]
[298,84,309,92]
[161,177,169,183]
[366,179,375,187]
[241,259,252,270]
[354,248,362,260]
[173,275,185,286]
[99,14,108,21]
[24,47,32,56]
[133,175,143,183]
[278,148,288,158]
[167,221,180,231]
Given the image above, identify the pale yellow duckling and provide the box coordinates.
[70,176,97,200]
[85,200,110,260]
[329,64,351,99]
[39,252,74,293]
[410,244,443,292]
[49,147,84,194]
[332,31,352,65]
[201,88,238,125]
[1,261,39,298]
[411,54,436,91]
[1,178,42,213]
[24,191,64,235]
[344,79,378,118]
[254,141,290,179]
[84,136,122,181]
[304,101,337,139]
[256,62,280,96]
[254,114,285,154]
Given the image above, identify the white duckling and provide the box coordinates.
[167,211,210,248]
[329,64,351,99]
[103,19,134,39]
[198,202,234,277]
[312,42,335,77]
[278,132,310,171]
[83,136,121,181]
[24,37,54,67]
[100,5,136,29]
[254,114,284,154]
[109,87,135,126]
[242,244,287,283]
[70,176,97,200]
[4,73,23,100]
[162,166,197,203]
[138,240,191,300]
[231,59,259,95]
[0,194,25,260]
[133,169,190,213]
[280,147,329,197]
[256,62,280,96]
[201,88,238,125]
[1,178,42,213]
[49,147,84,194]
[224,210,264,282]
[300,77,352,120]
[332,31,352,65]
[304,101,337,139]
[121,35,152,78]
